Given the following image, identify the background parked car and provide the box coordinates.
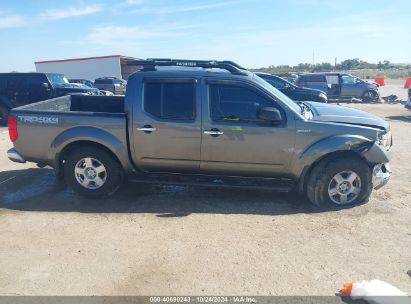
[94,77,127,95]
[69,79,95,88]
[273,73,299,84]
[0,72,99,125]
[256,73,328,103]
[296,73,380,102]
[69,79,114,96]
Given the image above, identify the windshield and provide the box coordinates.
[46,73,70,86]
[253,74,302,114]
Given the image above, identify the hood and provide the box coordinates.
[364,80,379,87]
[307,102,389,130]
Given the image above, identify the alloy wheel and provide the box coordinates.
[328,171,362,205]
[74,157,107,190]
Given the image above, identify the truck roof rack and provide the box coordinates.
[128,58,248,75]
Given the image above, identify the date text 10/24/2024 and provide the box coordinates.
[150,296,257,303]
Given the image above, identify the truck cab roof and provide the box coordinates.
[128,59,252,78]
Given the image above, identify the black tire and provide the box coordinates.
[64,146,123,199]
[306,156,372,208]
[0,104,9,126]
[362,90,379,103]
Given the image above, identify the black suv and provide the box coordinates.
[256,73,327,103]
[273,73,298,84]
[69,79,95,88]
[0,73,99,125]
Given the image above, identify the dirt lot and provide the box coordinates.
[0,80,410,296]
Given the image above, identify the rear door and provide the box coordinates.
[131,78,202,173]
[200,80,296,177]
[14,74,50,106]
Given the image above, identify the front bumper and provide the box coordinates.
[372,163,391,190]
[7,148,26,163]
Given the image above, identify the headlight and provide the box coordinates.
[377,131,392,150]
[319,93,327,100]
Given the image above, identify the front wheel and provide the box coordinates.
[306,157,372,207]
[64,146,123,198]
[362,90,379,103]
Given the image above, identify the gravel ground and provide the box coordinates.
[0,81,410,296]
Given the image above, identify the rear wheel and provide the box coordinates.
[306,156,372,207]
[64,146,122,198]
[0,104,9,126]
[362,90,379,103]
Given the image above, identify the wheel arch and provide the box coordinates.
[297,150,369,193]
[295,134,374,193]
[361,89,380,101]
[56,140,124,180]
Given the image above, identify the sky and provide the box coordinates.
[0,0,410,72]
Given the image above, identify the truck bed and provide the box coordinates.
[16,95,125,113]
[10,95,131,171]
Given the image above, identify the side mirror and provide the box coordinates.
[257,107,282,124]
[42,82,50,89]
[355,79,362,84]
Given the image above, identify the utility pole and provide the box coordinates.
[334,57,337,70]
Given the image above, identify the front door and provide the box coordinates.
[131,78,202,173]
[340,75,362,98]
[200,81,296,177]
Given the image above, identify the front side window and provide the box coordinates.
[341,75,356,84]
[209,84,273,122]
[264,76,287,89]
[144,81,195,120]
[46,73,69,85]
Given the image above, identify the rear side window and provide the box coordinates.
[144,81,195,120]
[25,74,47,86]
[95,79,111,84]
[262,76,287,89]
[305,75,325,83]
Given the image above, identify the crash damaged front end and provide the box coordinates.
[372,163,391,190]
[363,130,393,190]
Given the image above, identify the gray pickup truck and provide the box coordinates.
[7,59,392,207]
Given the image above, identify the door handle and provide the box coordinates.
[204,128,224,137]
[137,125,156,133]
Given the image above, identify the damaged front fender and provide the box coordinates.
[362,142,393,164]
[292,134,392,183]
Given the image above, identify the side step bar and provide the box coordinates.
[128,173,294,192]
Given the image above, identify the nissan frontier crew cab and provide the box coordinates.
[7,59,392,207]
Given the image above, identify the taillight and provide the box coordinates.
[8,115,18,142]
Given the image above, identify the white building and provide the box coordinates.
[34,55,141,80]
